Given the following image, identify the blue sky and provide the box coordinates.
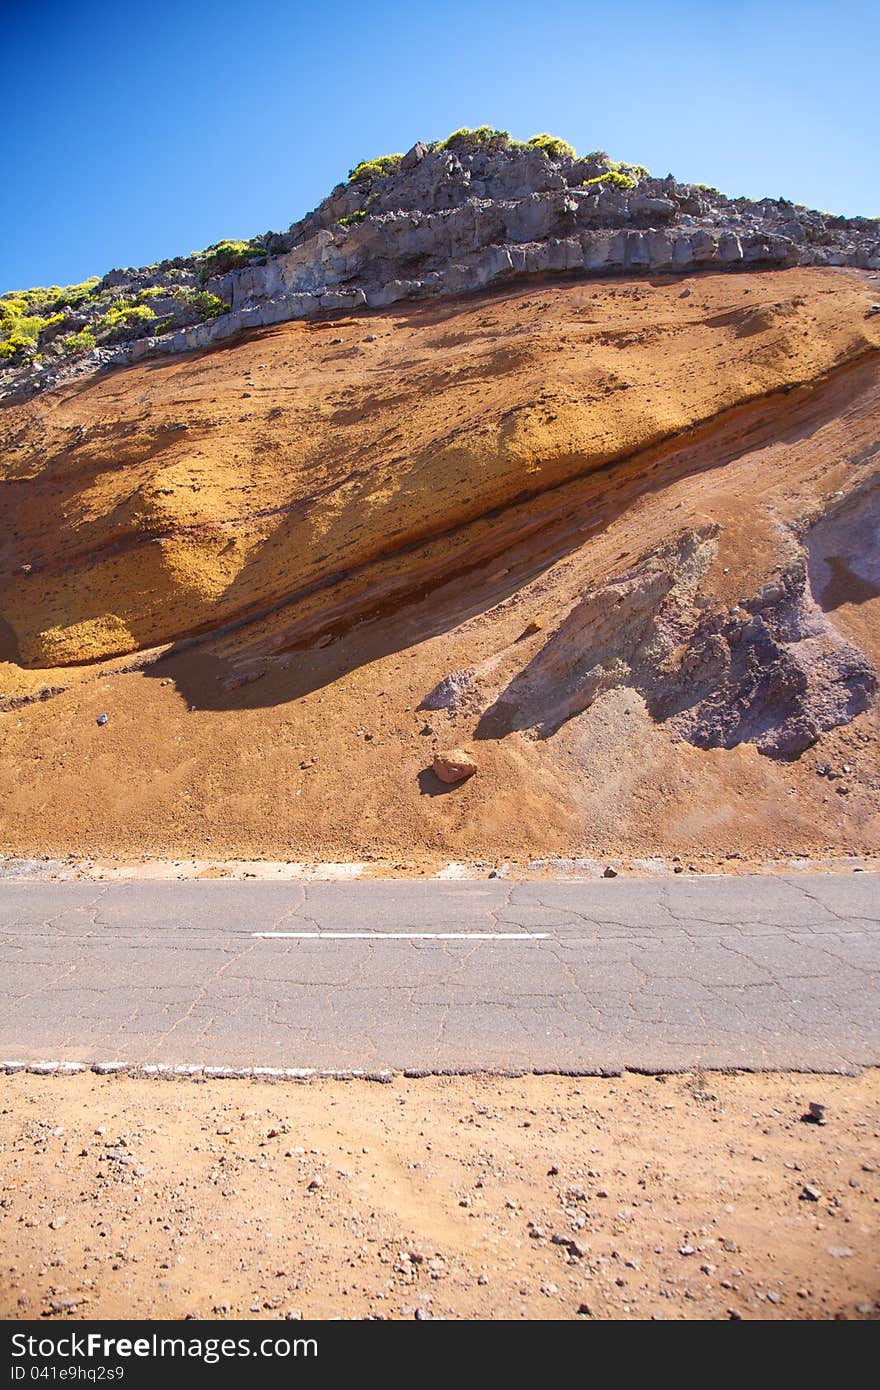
[3,0,878,292]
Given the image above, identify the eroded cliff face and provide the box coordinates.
[2,266,878,669]
[0,267,878,865]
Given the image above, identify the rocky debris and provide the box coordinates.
[476,522,877,759]
[432,749,478,784]
[803,1102,828,1126]
[4,130,878,402]
[420,668,477,711]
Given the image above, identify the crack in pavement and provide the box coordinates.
[1,874,877,1071]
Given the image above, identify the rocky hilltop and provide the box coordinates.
[2,126,879,399]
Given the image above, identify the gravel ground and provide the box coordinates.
[1,1069,878,1320]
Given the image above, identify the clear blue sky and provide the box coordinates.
[3,0,878,293]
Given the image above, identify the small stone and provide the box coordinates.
[826,1246,854,1259]
[96,714,108,726]
[603,865,619,878]
[802,1102,827,1125]
[679,1244,696,1256]
[432,749,478,784]
[306,1176,323,1191]
[800,1184,821,1202]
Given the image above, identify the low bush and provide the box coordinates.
[348,154,403,183]
[582,170,636,192]
[0,298,65,360]
[95,301,157,340]
[527,133,576,160]
[438,126,510,151]
[173,288,229,319]
[337,209,367,226]
[196,239,264,282]
[62,330,97,356]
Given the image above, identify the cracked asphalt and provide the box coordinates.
[0,874,878,1073]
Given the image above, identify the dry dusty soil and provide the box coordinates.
[1,1070,878,1321]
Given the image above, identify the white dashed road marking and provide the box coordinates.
[252,931,550,940]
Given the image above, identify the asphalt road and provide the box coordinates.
[1,874,878,1074]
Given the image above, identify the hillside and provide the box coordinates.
[1,244,879,868]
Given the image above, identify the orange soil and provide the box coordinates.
[2,1070,878,1321]
[1,266,879,866]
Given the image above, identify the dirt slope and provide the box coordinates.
[1,266,879,866]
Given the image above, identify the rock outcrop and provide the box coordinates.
[475,525,878,759]
[3,132,879,400]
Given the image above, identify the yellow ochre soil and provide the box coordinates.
[0,1071,877,1321]
[1,266,879,867]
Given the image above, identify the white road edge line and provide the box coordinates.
[251,931,550,940]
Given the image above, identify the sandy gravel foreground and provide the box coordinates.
[1,1071,878,1321]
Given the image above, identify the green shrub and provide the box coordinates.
[438,126,510,150]
[527,133,576,160]
[173,288,229,319]
[95,301,157,340]
[62,330,97,356]
[196,239,264,282]
[39,278,101,312]
[2,279,100,317]
[348,153,403,183]
[582,170,636,191]
[0,299,65,360]
[337,209,367,226]
[583,149,610,164]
